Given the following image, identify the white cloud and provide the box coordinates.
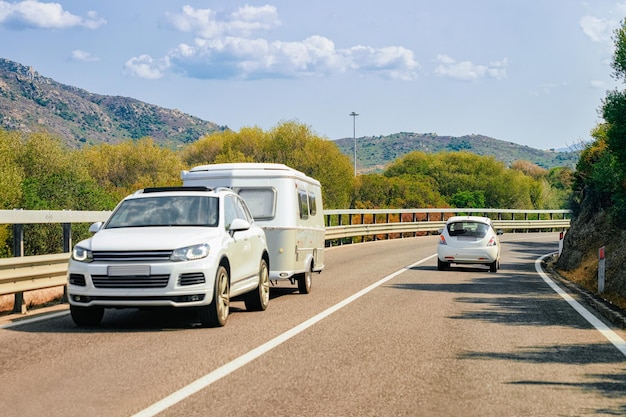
[0,0,105,30]
[124,55,171,80]
[132,4,419,81]
[70,49,99,62]
[159,35,419,80]
[164,4,280,38]
[344,45,419,80]
[580,15,615,44]
[434,55,507,81]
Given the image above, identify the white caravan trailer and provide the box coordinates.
[181,163,325,293]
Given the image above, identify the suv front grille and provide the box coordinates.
[92,251,173,262]
[91,275,170,288]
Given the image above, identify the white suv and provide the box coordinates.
[67,186,270,327]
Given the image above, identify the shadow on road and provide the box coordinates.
[4,286,299,334]
[460,344,626,415]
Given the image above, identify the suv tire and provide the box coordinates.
[70,305,104,326]
[244,258,270,311]
[199,265,230,327]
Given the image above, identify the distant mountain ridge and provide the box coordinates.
[334,132,580,171]
[0,58,225,147]
[0,58,581,170]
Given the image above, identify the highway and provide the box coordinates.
[1,233,625,417]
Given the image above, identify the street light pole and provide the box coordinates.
[350,111,359,176]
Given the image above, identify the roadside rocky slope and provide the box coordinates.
[556,197,626,309]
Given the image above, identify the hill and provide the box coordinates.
[334,132,580,171]
[0,57,581,169]
[0,58,225,148]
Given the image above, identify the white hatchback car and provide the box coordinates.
[67,186,270,327]
[437,216,502,272]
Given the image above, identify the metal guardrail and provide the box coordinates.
[324,219,570,240]
[0,253,70,296]
[0,208,570,313]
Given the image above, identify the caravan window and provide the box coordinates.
[308,192,317,216]
[238,188,276,220]
[298,190,309,220]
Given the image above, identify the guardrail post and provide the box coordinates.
[62,223,71,253]
[361,213,365,243]
[12,223,26,314]
[338,214,344,246]
[373,213,377,241]
[385,213,389,240]
[62,223,71,303]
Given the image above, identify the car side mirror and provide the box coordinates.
[496,229,504,235]
[229,218,250,234]
[89,222,103,233]
[437,228,443,235]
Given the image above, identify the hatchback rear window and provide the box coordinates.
[447,221,489,238]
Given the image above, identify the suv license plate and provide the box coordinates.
[108,265,151,276]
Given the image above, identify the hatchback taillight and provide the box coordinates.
[439,235,447,245]
[487,236,497,246]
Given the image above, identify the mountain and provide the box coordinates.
[334,132,581,172]
[0,58,225,148]
[0,58,582,169]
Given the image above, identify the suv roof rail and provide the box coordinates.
[142,186,213,194]
[214,186,233,193]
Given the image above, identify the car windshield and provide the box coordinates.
[447,221,489,238]
[105,196,218,228]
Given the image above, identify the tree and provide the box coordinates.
[4,131,115,255]
[354,173,446,209]
[450,190,485,208]
[581,19,626,216]
[571,124,618,213]
[0,129,24,256]
[382,150,553,209]
[181,127,268,166]
[602,20,626,181]
[180,121,354,208]
[0,129,23,209]
[510,160,548,179]
[81,137,185,200]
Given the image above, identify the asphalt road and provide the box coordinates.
[1,233,626,417]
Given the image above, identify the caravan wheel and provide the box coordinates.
[297,264,312,294]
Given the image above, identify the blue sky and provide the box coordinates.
[0,1,624,150]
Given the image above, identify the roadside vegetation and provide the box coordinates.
[555,19,626,308]
[0,120,573,257]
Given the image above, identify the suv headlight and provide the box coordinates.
[72,246,93,263]
[171,243,210,262]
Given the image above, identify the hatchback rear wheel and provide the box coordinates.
[489,260,498,273]
[437,258,449,271]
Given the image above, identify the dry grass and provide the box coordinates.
[556,255,626,310]
[0,287,65,315]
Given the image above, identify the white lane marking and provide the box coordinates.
[535,253,626,357]
[132,254,437,417]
